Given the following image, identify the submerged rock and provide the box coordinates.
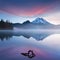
[21,50,36,58]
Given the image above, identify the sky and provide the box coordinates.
[0,0,60,25]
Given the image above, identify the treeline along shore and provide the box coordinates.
[0,19,13,30]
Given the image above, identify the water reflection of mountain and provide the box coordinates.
[0,31,56,41]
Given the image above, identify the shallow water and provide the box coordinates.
[0,30,60,60]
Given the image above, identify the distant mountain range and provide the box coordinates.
[13,18,60,29]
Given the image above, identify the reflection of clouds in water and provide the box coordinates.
[40,34,60,49]
[0,47,51,60]
[39,34,60,57]
[20,47,50,58]
[0,31,60,60]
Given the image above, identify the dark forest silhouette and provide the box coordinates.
[0,19,13,30]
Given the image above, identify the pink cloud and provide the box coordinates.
[0,4,54,16]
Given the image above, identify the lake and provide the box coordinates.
[0,30,60,60]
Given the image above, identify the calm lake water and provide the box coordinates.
[0,30,60,60]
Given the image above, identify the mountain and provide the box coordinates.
[0,18,60,29]
[23,20,30,24]
[32,18,52,25]
[12,17,60,29]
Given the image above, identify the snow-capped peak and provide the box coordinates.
[32,18,50,24]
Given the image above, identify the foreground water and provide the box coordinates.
[0,30,60,60]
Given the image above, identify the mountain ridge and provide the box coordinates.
[12,17,60,29]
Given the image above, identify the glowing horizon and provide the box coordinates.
[0,0,60,25]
